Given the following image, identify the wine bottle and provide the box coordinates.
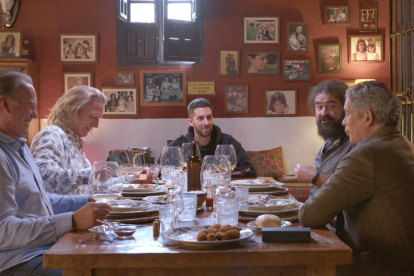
[187,141,201,191]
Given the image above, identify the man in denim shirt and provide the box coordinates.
[0,71,112,276]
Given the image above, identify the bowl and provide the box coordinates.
[113,224,138,239]
[188,190,207,207]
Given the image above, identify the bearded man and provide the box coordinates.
[168,98,256,177]
[295,80,355,197]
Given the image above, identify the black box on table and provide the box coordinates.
[262,227,311,243]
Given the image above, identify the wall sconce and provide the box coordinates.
[0,0,20,29]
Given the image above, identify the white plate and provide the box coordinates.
[142,195,168,204]
[154,180,167,185]
[248,198,297,211]
[240,202,303,215]
[231,179,283,188]
[247,220,292,233]
[111,199,152,212]
[123,184,156,192]
[110,205,158,216]
[162,226,254,246]
[122,186,168,196]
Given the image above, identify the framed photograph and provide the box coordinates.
[246,51,280,75]
[140,70,186,106]
[243,16,280,44]
[225,85,249,114]
[264,90,297,117]
[318,44,342,73]
[325,6,349,25]
[287,22,307,52]
[63,72,93,93]
[102,86,138,117]
[219,49,240,76]
[349,35,383,62]
[115,71,134,85]
[282,59,311,82]
[360,9,377,32]
[59,33,98,63]
[0,31,22,57]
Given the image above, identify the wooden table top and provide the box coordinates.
[44,216,352,271]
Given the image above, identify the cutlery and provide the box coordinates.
[258,195,271,206]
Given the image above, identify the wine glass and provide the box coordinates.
[159,146,184,182]
[181,142,201,169]
[215,144,237,172]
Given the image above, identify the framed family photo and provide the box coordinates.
[325,6,349,25]
[140,70,186,106]
[349,35,383,62]
[0,31,22,57]
[245,51,280,75]
[225,85,249,114]
[102,86,138,117]
[115,71,134,85]
[282,59,311,82]
[63,72,93,93]
[318,44,342,73]
[218,49,240,77]
[264,90,297,117]
[59,33,98,63]
[287,22,307,52]
[360,9,377,32]
[243,16,280,44]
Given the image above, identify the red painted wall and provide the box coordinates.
[14,0,389,119]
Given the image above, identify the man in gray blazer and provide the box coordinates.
[299,81,414,275]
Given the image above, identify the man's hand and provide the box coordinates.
[294,164,316,183]
[72,203,112,230]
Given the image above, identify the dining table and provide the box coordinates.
[43,201,352,276]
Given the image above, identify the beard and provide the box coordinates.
[317,115,345,140]
[194,125,212,138]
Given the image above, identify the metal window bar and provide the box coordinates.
[390,0,413,142]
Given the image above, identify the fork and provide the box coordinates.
[258,195,271,206]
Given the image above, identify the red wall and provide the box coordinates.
[14,0,389,119]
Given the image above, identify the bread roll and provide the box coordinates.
[255,214,281,227]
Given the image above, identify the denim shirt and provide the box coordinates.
[0,131,88,272]
[30,124,92,195]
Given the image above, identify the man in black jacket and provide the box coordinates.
[169,98,256,177]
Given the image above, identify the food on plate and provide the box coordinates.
[255,214,282,227]
[130,167,154,184]
[196,224,242,241]
[261,178,271,184]
[125,184,152,189]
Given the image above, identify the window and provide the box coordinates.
[116,0,204,66]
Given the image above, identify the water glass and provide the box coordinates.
[216,195,239,226]
[178,192,197,221]
[235,186,249,208]
[158,204,175,233]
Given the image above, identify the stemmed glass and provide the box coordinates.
[89,161,124,230]
[215,144,237,172]
[200,155,230,218]
[159,146,184,182]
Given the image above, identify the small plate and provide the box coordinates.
[123,184,155,192]
[122,186,168,196]
[247,220,292,233]
[142,195,168,204]
[162,226,254,247]
[248,199,297,211]
[111,199,152,212]
[154,180,167,185]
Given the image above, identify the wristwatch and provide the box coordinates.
[311,172,320,185]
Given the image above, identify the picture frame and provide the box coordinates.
[264,89,298,117]
[282,59,311,82]
[318,44,342,73]
[349,35,383,62]
[59,33,98,63]
[140,70,186,106]
[115,71,134,85]
[360,9,377,32]
[0,31,22,57]
[287,22,307,52]
[325,6,350,25]
[225,85,249,114]
[63,72,93,93]
[245,50,280,75]
[243,16,280,44]
[218,49,240,76]
[102,86,138,117]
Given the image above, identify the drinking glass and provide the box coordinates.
[181,142,201,169]
[178,192,197,221]
[214,144,237,172]
[216,194,239,226]
[158,204,175,233]
[167,189,184,228]
[160,146,184,182]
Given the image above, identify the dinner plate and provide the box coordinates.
[111,199,152,212]
[162,226,254,247]
[240,202,303,215]
[123,184,156,192]
[142,195,168,204]
[122,186,168,196]
[247,198,297,211]
[247,220,292,233]
[154,180,167,185]
[109,205,158,216]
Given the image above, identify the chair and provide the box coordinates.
[166,139,173,146]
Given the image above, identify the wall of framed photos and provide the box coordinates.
[13,0,390,120]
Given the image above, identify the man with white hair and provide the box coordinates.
[0,71,112,275]
[299,81,414,275]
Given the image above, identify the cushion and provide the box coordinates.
[247,147,288,180]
